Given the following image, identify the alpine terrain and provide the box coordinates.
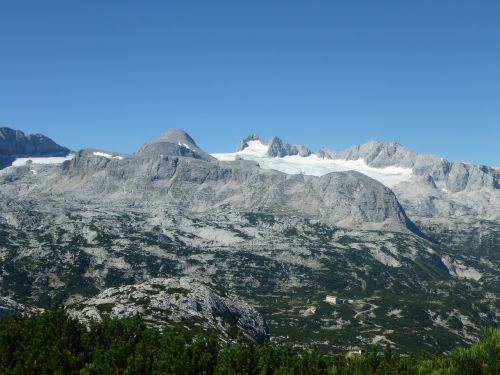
[0,127,498,353]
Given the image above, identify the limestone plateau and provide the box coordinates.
[0,127,498,352]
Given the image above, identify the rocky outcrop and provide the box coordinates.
[236,134,312,157]
[0,296,25,317]
[266,136,312,157]
[237,133,261,151]
[68,277,268,343]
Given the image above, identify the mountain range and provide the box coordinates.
[0,126,498,353]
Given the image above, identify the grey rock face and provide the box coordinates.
[445,162,497,192]
[321,141,498,193]
[236,140,248,152]
[0,127,71,168]
[0,127,70,157]
[68,277,268,343]
[266,136,312,157]
[138,129,216,161]
[332,141,415,168]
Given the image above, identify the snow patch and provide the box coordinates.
[177,141,192,150]
[12,154,74,167]
[211,140,412,187]
[93,152,124,160]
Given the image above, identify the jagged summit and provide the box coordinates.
[243,132,260,142]
[236,134,312,157]
[237,133,261,151]
[266,136,312,157]
[137,129,215,161]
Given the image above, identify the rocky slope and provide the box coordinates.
[68,277,268,343]
[320,141,499,253]
[0,128,498,353]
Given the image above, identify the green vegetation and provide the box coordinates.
[244,212,276,225]
[0,215,497,354]
[0,307,498,374]
[95,303,115,313]
[165,287,190,296]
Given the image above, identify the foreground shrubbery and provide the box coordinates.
[0,307,498,374]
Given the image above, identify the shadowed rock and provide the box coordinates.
[0,127,71,169]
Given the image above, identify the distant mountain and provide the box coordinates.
[221,134,499,193]
[320,141,499,192]
[0,127,71,168]
[213,134,499,242]
[212,135,413,187]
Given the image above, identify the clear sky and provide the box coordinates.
[1,1,499,165]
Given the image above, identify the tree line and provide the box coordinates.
[0,306,498,374]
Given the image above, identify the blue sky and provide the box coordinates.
[1,1,499,165]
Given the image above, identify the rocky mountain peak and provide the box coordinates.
[235,134,312,157]
[236,133,261,151]
[137,129,215,161]
[243,133,260,142]
[266,136,312,157]
[0,127,70,156]
[156,129,198,147]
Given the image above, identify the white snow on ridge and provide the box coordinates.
[177,141,192,150]
[12,154,75,167]
[93,152,124,160]
[211,140,412,188]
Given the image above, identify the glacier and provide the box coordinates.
[211,140,413,188]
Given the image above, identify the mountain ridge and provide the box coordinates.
[229,134,498,193]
